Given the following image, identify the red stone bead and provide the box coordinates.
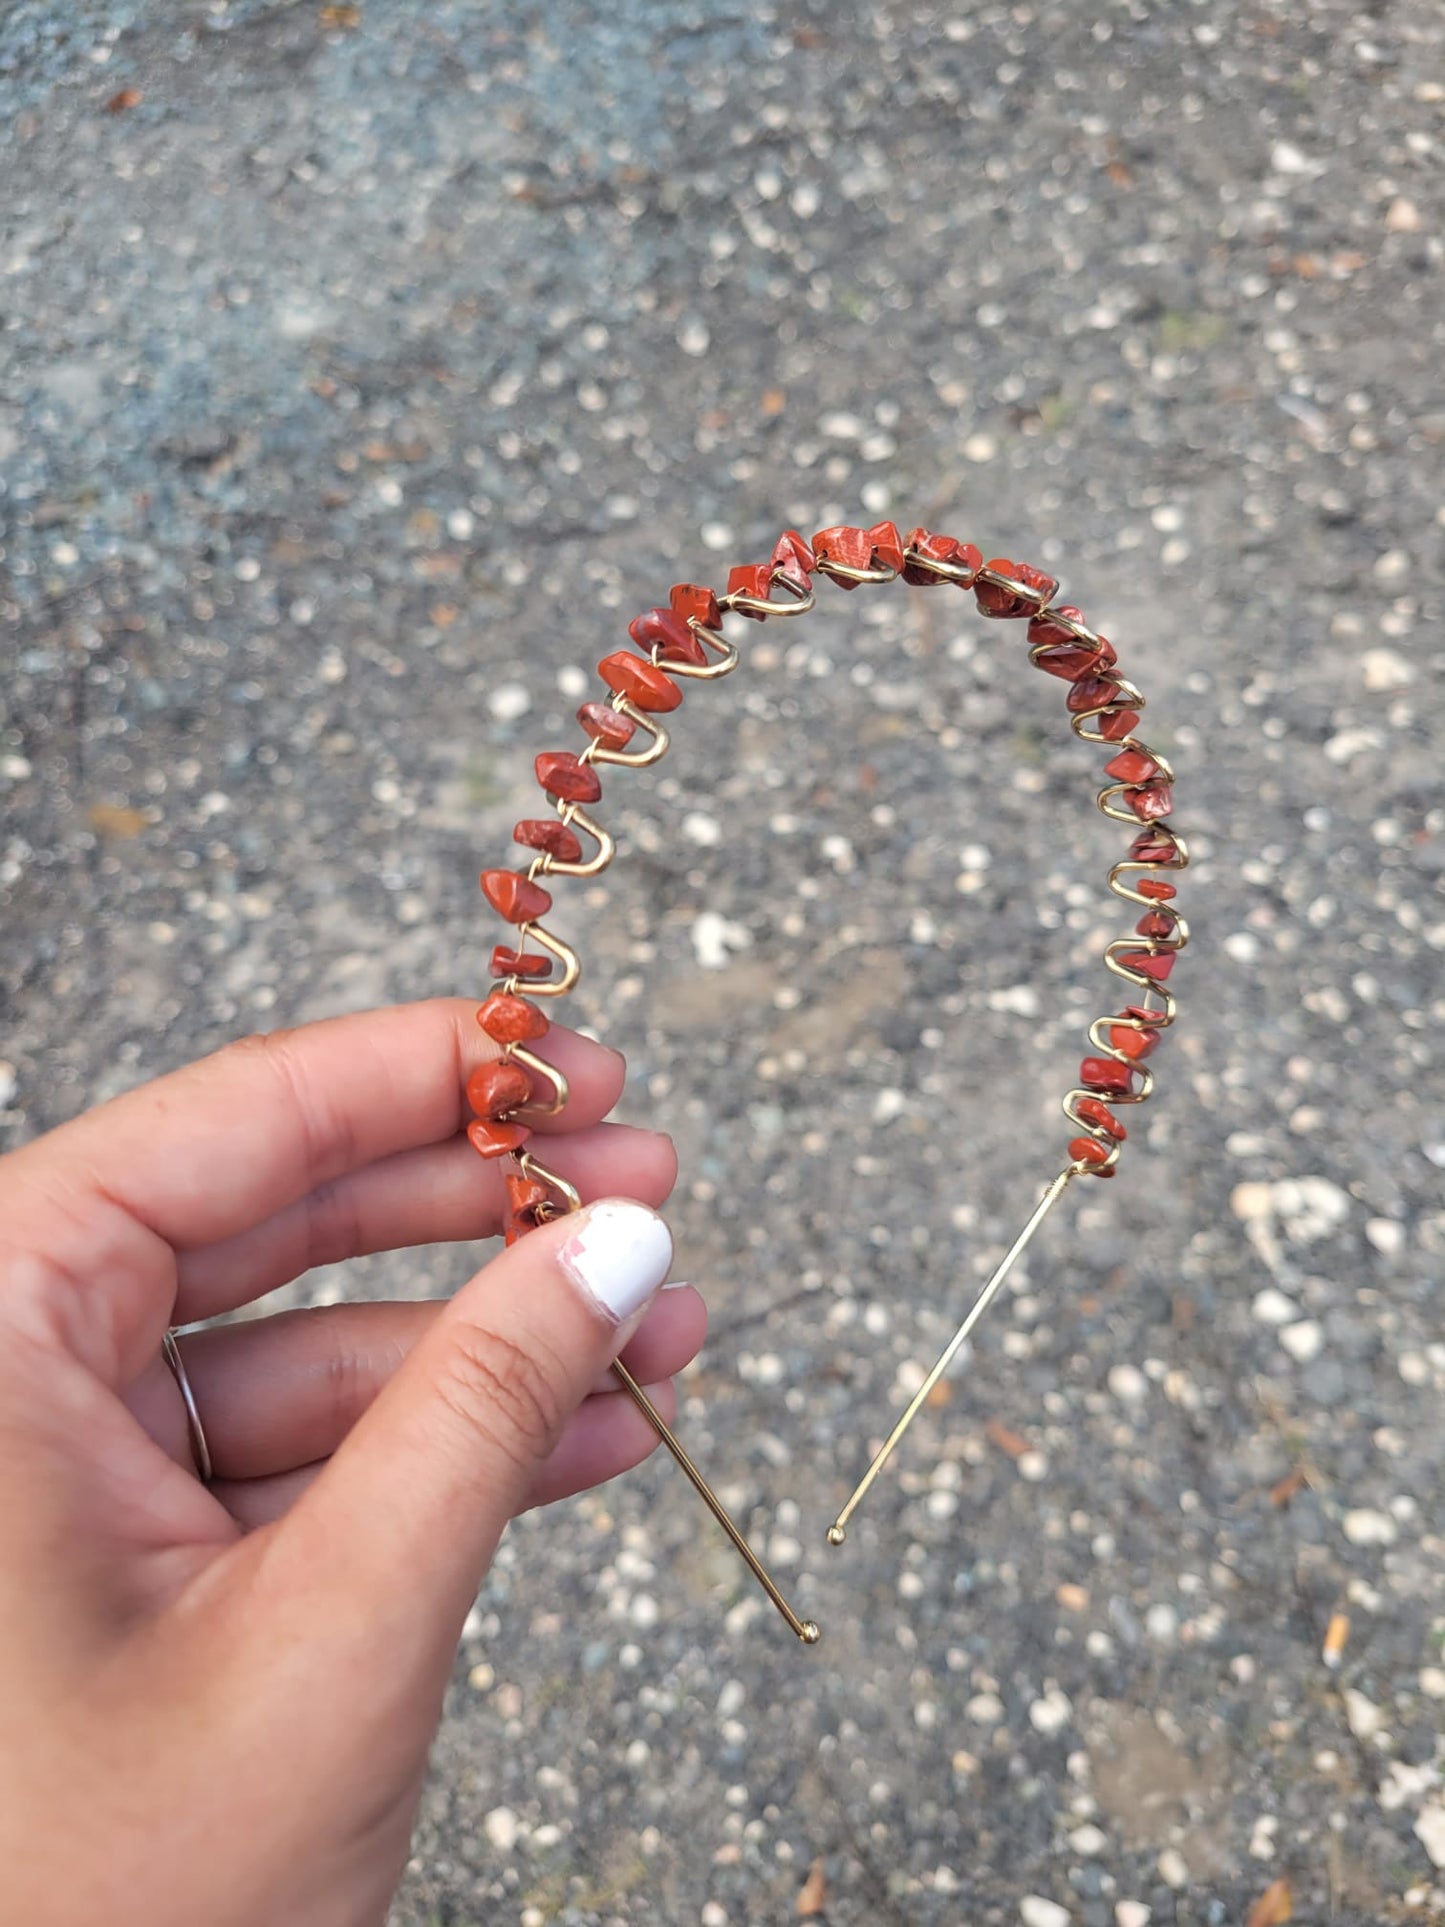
[505,1211,539,1246]
[1137,879,1177,900]
[1081,1055,1134,1095]
[976,558,1060,619]
[597,650,682,712]
[466,1058,533,1120]
[770,528,815,587]
[1033,641,1108,682]
[467,1118,531,1160]
[1129,828,1183,865]
[577,700,637,748]
[1107,1022,1159,1060]
[1117,949,1177,982]
[480,868,552,924]
[513,818,584,864]
[629,606,707,666]
[1097,709,1140,741]
[535,750,602,804]
[1076,1096,1127,1140]
[491,946,551,980]
[670,582,722,629]
[1135,909,1176,939]
[1104,747,1161,785]
[1066,674,1119,713]
[811,524,872,587]
[1069,1136,1115,1172]
[901,527,982,586]
[476,991,548,1044]
[506,1173,549,1215]
[866,521,906,573]
[1125,783,1174,823]
[1028,606,1095,650]
[726,562,777,615]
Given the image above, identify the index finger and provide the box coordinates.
[4,997,624,1282]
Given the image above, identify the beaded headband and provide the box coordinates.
[469,521,1188,1647]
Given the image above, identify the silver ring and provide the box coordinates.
[161,1329,214,1483]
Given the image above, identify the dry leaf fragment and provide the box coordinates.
[1269,1465,1307,1507]
[762,388,787,416]
[319,4,361,26]
[88,803,148,840]
[1322,1612,1349,1670]
[924,1379,953,1410]
[985,1418,1031,1460]
[796,1858,828,1916]
[105,88,143,113]
[1245,1876,1292,1926]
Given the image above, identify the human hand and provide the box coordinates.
[0,999,698,1927]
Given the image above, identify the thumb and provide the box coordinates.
[267,1198,673,1663]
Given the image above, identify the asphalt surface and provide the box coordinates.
[2,3,1443,1923]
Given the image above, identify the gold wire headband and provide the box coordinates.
[468,521,1188,1646]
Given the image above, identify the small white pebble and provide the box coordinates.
[1108,1363,1148,1405]
[1365,1218,1405,1256]
[1020,1899,1071,1927]
[682,811,722,847]
[1115,1907,1151,1927]
[1342,1509,1397,1547]
[483,1806,519,1852]
[677,317,710,356]
[446,508,475,540]
[1018,1450,1049,1483]
[487,681,531,722]
[1029,1687,1073,1736]
[1344,1688,1384,1741]
[1157,1849,1189,1889]
[966,1692,1004,1725]
[1360,648,1414,691]
[1279,1320,1323,1363]
[1223,931,1260,964]
[1419,1668,1445,1699]
[963,432,998,463]
[1146,1604,1178,1644]
[1252,1288,1300,1327]
[1069,1824,1107,1856]
[701,1903,730,1927]
[1415,1805,1445,1869]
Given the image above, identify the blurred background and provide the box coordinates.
[2,3,1442,1922]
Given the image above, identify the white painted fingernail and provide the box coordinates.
[559,1201,673,1325]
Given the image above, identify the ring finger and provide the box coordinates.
[135,1289,707,1482]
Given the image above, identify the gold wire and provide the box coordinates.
[588,698,671,768]
[827,1168,1078,1544]
[900,544,979,586]
[505,1043,569,1119]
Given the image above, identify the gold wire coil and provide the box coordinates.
[506,1042,569,1118]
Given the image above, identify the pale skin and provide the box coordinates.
[0,999,700,1926]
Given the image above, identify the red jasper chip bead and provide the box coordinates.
[1108,1020,1160,1060]
[1069,1136,1115,1173]
[491,945,551,980]
[1125,783,1174,823]
[466,1058,533,1121]
[866,520,906,573]
[901,527,982,586]
[770,528,815,587]
[480,868,552,924]
[514,818,584,864]
[1137,878,1177,900]
[476,991,548,1044]
[1096,708,1141,742]
[1066,673,1126,713]
[670,582,722,629]
[467,1119,531,1160]
[597,650,683,713]
[726,562,778,615]
[507,1173,550,1215]
[812,524,872,584]
[629,607,708,666]
[1104,747,1162,785]
[1076,1095,1127,1140]
[536,750,602,804]
[1135,909,1177,939]
[1129,827,1183,865]
[577,701,638,748]
[505,1211,539,1247]
[1117,948,1177,982]
[1081,1055,1135,1095]
[976,558,1060,619]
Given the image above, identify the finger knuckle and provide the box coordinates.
[433,1320,567,1475]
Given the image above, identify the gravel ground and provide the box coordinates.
[3,3,1443,1923]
